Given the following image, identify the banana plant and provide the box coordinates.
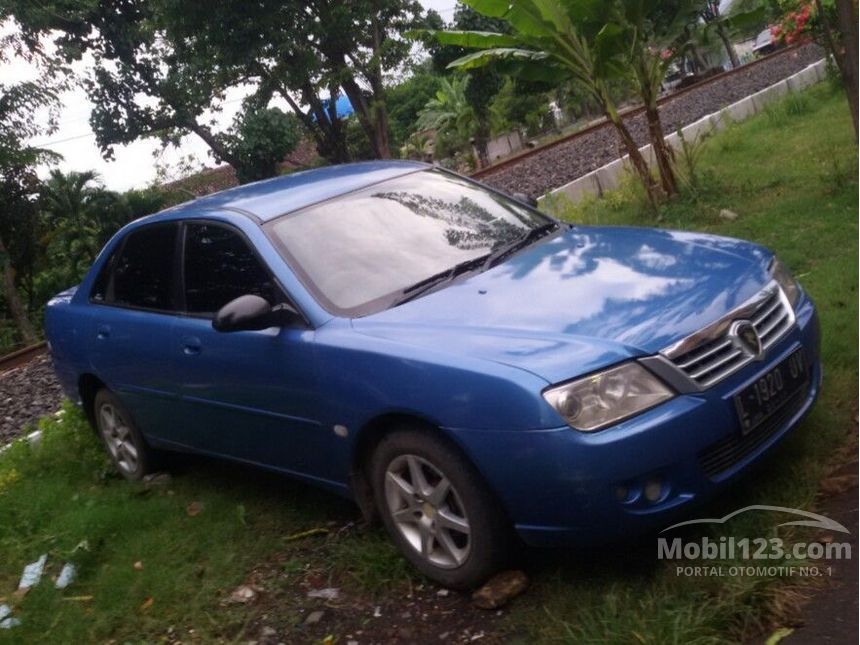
[417,0,665,208]
[613,0,703,198]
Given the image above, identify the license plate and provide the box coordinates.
[734,349,808,435]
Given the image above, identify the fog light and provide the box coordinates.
[614,485,629,502]
[643,478,663,503]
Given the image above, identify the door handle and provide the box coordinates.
[96,324,110,340]
[181,336,202,356]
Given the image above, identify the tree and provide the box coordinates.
[613,1,703,198]
[39,171,129,291]
[428,4,511,167]
[220,106,302,184]
[159,0,430,161]
[815,0,858,136]
[0,64,62,343]
[772,0,858,136]
[8,0,433,167]
[424,0,666,206]
[700,1,768,69]
[702,1,741,67]
[386,63,444,150]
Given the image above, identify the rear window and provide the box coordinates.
[93,223,178,311]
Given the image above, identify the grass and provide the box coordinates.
[0,82,857,643]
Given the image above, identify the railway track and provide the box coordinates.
[0,341,48,374]
[470,44,823,196]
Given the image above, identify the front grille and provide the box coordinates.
[698,385,808,478]
[667,288,793,388]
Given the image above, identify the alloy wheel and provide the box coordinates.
[98,403,139,475]
[384,454,471,569]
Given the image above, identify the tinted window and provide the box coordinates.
[110,224,178,310]
[266,169,550,314]
[184,223,281,315]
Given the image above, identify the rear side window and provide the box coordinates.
[183,223,282,315]
[107,224,178,311]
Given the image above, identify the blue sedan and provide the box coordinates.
[45,161,821,587]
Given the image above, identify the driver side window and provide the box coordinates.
[183,223,283,316]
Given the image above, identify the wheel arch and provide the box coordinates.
[78,373,107,429]
[349,411,504,525]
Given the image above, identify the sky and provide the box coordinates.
[1,0,458,191]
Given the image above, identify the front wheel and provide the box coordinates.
[94,389,158,481]
[371,428,512,589]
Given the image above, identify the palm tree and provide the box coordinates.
[40,170,130,286]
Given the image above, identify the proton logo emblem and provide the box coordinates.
[730,320,763,359]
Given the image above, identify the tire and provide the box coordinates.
[93,389,158,481]
[370,427,512,589]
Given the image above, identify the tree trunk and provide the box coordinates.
[603,106,661,210]
[835,0,859,137]
[716,23,740,68]
[473,117,491,168]
[341,77,391,159]
[0,234,37,344]
[644,102,678,197]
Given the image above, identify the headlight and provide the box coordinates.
[769,257,801,307]
[543,362,674,432]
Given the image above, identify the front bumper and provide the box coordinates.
[447,295,822,547]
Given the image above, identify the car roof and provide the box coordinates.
[158,160,431,224]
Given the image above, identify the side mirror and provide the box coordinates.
[513,192,538,208]
[212,295,300,332]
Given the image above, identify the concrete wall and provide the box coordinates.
[541,58,828,207]
[483,131,526,162]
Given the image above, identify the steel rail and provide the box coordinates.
[0,341,48,374]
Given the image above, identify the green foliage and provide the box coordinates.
[386,66,443,149]
[35,171,132,309]
[490,77,553,135]
[671,128,711,196]
[221,107,302,185]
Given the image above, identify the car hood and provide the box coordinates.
[352,226,773,384]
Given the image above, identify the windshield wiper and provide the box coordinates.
[482,222,559,270]
[392,254,490,307]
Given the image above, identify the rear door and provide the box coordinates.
[168,221,323,473]
[88,222,182,439]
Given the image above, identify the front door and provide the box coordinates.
[169,221,323,475]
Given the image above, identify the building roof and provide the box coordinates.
[166,160,430,222]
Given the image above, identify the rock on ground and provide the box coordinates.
[1,354,64,446]
[472,570,529,610]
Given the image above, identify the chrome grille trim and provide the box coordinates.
[659,282,796,390]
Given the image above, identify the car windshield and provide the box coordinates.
[266,169,552,316]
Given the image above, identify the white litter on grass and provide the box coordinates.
[55,562,77,589]
[0,606,20,630]
[0,617,21,629]
[306,587,340,601]
[18,554,47,590]
[0,429,43,455]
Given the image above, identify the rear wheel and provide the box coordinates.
[371,427,511,589]
[94,389,157,481]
